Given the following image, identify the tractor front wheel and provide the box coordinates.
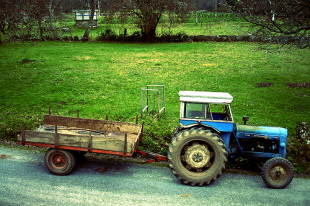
[168,128,227,186]
[261,157,294,189]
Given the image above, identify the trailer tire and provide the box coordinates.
[261,157,294,189]
[168,127,227,186]
[45,148,76,175]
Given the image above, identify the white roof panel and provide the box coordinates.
[179,91,233,104]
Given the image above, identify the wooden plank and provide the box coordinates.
[44,115,141,134]
[88,131,92,152]
[16,141,135,157]
[132,125,143,152]
[123,133,127,156]
[22,121,25,146]
[17,130,138,153]
[54,125,58,148]
[17,131,89,148]
[91,133,137,153]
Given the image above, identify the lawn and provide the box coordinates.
[0,41,310,171]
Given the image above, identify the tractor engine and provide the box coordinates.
[235,124,288,157]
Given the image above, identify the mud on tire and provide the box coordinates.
[44,148,76,175]
[261,157,294,189]
[168,127,228,186]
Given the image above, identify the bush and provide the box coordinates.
[288,139,310,174]
[99,28,119,41]
[126,31,142,42]
[287,122,310,174]
[157,32,189,43]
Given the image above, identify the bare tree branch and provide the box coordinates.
[227,0,310,48]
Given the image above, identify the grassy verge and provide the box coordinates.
[1,41,309,172]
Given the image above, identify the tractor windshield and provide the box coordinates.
[182,102,233,122]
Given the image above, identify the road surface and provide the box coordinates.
[0,145,309,206]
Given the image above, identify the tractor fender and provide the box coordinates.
[175,123,221,136]
[174,123,231,149]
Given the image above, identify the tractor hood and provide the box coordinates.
[236,124,288,140]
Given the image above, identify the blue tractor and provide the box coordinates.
[168,91,294,188]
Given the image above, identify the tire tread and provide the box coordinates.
[261,157,294,189]
[168,127,227,186]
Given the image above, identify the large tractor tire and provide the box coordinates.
[168,127,228,186]
[44,148,76,175]
[261,157,294,189]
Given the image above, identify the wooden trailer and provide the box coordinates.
[17,114,144,175]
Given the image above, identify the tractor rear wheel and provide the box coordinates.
[44,149,76,175]
[261,157,294,189]
[168,128,227,186]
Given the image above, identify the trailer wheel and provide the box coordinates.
[168,128,227,186]
[45,148,76,175]
[261,157,294,189]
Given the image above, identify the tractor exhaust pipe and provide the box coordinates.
[242,116,249,125]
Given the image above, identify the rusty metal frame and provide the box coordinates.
[136,150,168,163]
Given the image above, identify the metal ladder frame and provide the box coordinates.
[141,85,165,119]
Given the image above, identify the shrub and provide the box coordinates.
[287,122,310,174]
[99,28,119,41]
[126,31,142,42]
[157,32,189,43]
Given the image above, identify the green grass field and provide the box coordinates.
[1,40,310,171]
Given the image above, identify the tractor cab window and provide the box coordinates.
[183,102,233,121]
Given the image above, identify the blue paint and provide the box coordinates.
[180,119,233,149]
[180,120,234,132]
[178,119,288,158]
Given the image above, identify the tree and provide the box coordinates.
[0,0,62,42]
[83,0,95,40]
[48,0,62,36]
[227,0,310,49]
[23,0,50,38]
[107,0,196,42]
[0,0,26,44]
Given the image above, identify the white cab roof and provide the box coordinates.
[179,91,233,104]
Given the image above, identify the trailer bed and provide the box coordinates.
[17,115,143,156]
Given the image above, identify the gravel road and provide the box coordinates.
[0,145,309,206]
